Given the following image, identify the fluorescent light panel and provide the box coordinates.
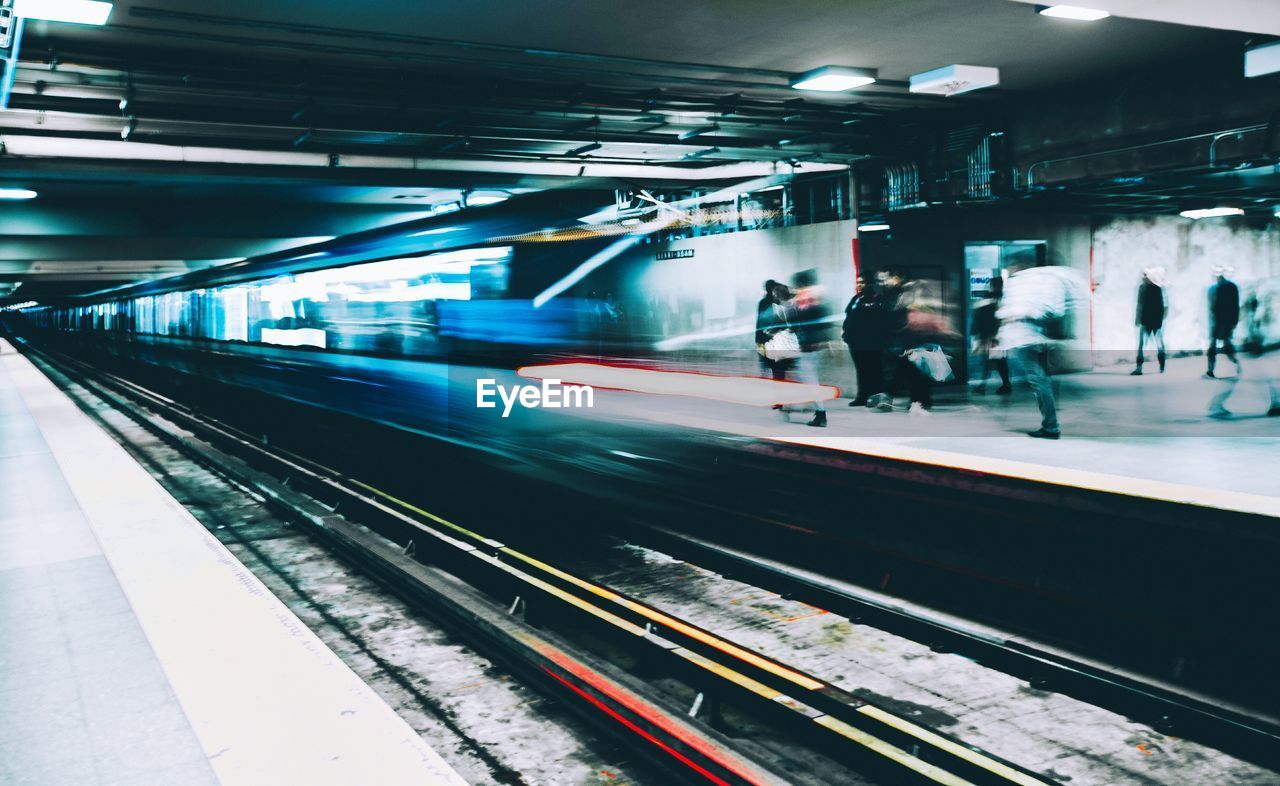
[909,64,1000,96]
[1245,40,1280,78]
[1038,5,1110,21]
[1180,207,1244,219]
[791,66,876,92]
[0,188,37,200]
[858,223,891,232]
[14,0,112,25]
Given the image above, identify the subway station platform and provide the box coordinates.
[0,340,466,786]
[566,352,1280,519]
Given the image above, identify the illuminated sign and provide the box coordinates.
[656,249,695,261]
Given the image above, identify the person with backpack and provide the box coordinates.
[997,265,1075,440]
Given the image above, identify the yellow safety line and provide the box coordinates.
[350,479,495,544]
[815,716,979,786]
[353,478,1044,785]
[503,548,825,691]
[673,648,786,701]
[857,705,1053,786]
[469,552,649,637]
[352,478,822,690]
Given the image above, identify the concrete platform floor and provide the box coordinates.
[0,340,466,786]
[577,352,1280,516]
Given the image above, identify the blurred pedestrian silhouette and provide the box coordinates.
[788,269,833,427]
[971,275,1011,394]
[1132,267,1166,375]
[998,264,1083,439]
[755,280,795,381]
[1206,266,1241,379]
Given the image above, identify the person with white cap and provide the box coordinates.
[1132,267,1166,375]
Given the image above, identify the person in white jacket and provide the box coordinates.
[996,266,1077,440]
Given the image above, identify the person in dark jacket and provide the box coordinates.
[970,275,1011,394]
[1132,268,1166,375]
[755,279,793,380]
[842,275,886,406]
[869,269,914,411]
[1206,267,1241,378]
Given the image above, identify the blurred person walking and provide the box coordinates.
[970,275,1011,394]
[998,265,1080,439]
[870,269,910,412]
[1132,267,1167,375]
[1208,290,1280,419]
[788,269,833,427]
[1206,266,1241,379]
[756,280,795,381]
[1207,350,1280,418]
[842,274,887,406]
[898,294,955,416]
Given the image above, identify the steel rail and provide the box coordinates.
[22,338,1064,786]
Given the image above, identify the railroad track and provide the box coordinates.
[616,508,1280,774]
[19,339,1083,786]
[21,337,1280,784]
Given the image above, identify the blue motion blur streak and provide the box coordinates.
[532,235,643,308]
[0,16,23,110]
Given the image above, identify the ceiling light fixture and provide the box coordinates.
[14,0,113,25]
[466,194,509,207]
[790,66,877,92]
[1036,5,1111,21]
[1179,207,1244,219]
[909,64,1001,96]
[0,188,37,199]
[857,222,891,232]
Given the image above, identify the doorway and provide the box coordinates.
[963,241,1046,382]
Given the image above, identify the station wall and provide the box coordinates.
[861,210,1280,373]
[580,219,858,378]
[1090,216,1280,360]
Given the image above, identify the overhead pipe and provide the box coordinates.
[0,133,849,181]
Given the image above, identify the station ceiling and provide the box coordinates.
[0,0,1272,302]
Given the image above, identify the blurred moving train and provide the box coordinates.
[11,184,858,372]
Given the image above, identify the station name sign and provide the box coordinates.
[656,249,695,261]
